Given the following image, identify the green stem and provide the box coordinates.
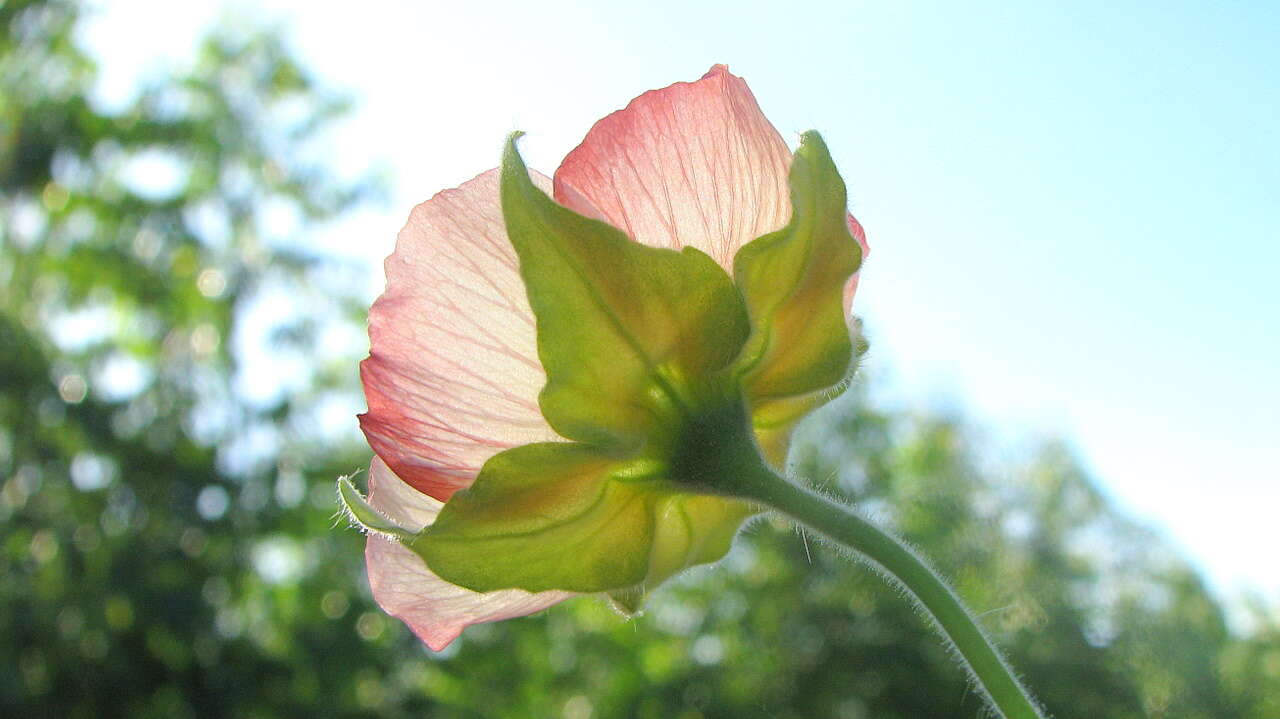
[733,466,1046,719]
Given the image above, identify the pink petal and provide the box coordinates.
[553,64,794,269]
[360,168,560,502]
[364,457,572,651]
[844,214,871,316]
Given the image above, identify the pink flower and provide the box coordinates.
[357,65,868,650]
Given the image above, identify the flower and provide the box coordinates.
[350,65,868,650]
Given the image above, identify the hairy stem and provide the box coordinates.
[734,467,1046,719]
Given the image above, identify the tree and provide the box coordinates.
[2,1,388,715]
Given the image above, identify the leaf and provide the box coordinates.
[500,134,750,449]
[733,131,863,403]
[411,443,660,593]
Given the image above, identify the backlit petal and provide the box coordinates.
[363,457,571,651]
[360,169,560,502]
[553,65,793,269]
[844,214,870,316]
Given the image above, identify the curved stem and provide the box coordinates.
[733,467,1046,719]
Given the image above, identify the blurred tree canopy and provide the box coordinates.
[2,1,1277,717]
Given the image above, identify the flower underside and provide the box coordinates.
[345,130,864,611]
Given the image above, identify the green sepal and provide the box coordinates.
[751,318,869,467]
[412,443,654,593]
[336,476,416,543]
[732,131,864,462]
[608,494,755,614]
[500,134,750,450]
[606,586,647,616]
[411,442,757,598]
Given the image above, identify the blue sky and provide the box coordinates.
[85,1,1279,602]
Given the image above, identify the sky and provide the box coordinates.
[82,1,1279,602]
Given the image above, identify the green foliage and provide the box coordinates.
[1,1,384,716]
[3,2,1278,718]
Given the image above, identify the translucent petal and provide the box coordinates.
[360,169,559,501]
[363,457,571,650]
